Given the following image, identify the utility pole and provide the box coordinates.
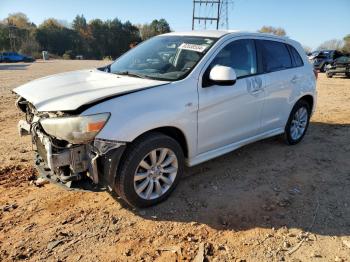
[220,0,230,30]
[192,0,221,30]
[7,18,17,51]
[192,0,233,30]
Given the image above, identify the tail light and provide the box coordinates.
[313,69,318,80]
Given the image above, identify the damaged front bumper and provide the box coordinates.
[18,119,126,191]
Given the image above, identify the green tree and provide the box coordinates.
[342,34,350,53]
[139,19,171,40]
[0,12,170,59]
[72,15,87,32]
[72,15,90,56]
[88,19,108,59]
[36,18,77,56]
[152,19,171,34]
[0,12,37,52]
[0,24,11,51]
[106,18,124,58]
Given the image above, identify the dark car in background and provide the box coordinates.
[0,52,35,63]
[326,56,350,78]
[308,50,343,72]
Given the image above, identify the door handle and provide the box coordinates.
[291,76,298,83]
[250,88,263,95]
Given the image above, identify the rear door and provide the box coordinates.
[256,40,296,132]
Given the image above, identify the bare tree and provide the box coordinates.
[302,45,312,54]
[258,26,286,36]
[2,12,33,28]
[317,39,344,51]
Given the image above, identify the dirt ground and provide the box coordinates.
[0,60,349,262]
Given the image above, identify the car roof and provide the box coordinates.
[164,30,238,38]
[163,30,290,41]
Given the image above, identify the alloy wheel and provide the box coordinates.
[290,107,308,140]
[133,148,178,200]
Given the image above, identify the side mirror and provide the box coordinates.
[209,65,237,86]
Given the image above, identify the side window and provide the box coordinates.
[289,45,304,67]
[259,40,292,72]
[210,39,257,78]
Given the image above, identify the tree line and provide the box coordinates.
[1,13,349,59]
[0,13,171,59]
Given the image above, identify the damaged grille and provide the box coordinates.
[35,137,47,164]
[15,97,97,185]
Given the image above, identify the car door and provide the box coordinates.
[256,40,296,133]
[197,39,265,154]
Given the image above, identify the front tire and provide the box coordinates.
[284,100,311,145]
[115,132,184,208]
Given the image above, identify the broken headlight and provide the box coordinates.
[40,113,110,144]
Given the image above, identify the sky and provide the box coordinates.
[0,0,349,49]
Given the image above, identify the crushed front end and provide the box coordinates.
[16,97,125,191]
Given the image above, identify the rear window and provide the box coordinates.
[288,45,304,67]
[258,40,292,72]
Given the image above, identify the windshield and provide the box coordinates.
[110,35,217,81]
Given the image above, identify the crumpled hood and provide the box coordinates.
[13,69,168,112]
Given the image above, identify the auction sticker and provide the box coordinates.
[179,43,207,53]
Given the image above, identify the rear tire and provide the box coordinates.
[115,132,184,208]
[284,100,311,145]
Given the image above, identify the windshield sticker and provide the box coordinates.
[179,43,208,53]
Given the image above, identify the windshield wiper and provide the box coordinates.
[114,71,151,79]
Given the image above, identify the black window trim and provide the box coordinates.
[286,43,304,68]
[257,39,296,74]
[201,37,306,88]
[202,38,260,87]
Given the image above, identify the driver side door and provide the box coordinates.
[197,39,265,154]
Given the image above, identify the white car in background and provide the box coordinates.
[14,30,317,207]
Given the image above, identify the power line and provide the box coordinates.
[192,0,221,30]
[192,0,233,30]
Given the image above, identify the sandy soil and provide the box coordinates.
[0,60,349,262]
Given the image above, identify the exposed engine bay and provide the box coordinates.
[16,96,125,190]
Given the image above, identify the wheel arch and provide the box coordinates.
[298,94,314,113]
[284,94,315,129]
[131,126,189,158]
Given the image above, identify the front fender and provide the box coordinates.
[81,81,198,158]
